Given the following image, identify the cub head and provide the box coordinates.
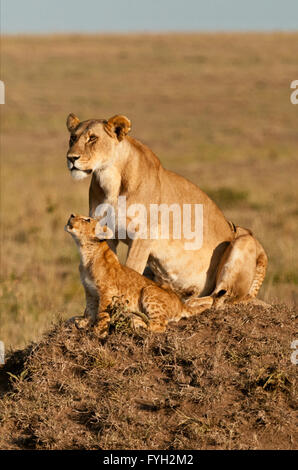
[66,113,131,180]
[64,214,114,244]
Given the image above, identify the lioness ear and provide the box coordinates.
[105,115,131,141]
[67,113,80,133]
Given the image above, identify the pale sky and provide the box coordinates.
[1,0,298,34]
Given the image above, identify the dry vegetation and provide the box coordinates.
[0,303,296,450]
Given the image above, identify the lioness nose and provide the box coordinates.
[67,155,80,163]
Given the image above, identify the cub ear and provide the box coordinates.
[66,113,80,132]
[105,115,131,141]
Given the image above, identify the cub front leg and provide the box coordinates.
[69,288,99,330]
[93,311,111,338]
[84,287,99,322]
[92,295,112,338]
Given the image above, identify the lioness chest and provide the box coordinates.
[148,240,212,296]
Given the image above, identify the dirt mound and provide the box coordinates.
[0,303,297,450]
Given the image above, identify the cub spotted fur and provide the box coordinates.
[65,214,213,336]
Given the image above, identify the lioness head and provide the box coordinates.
[65,214,114,244]
[66,113,131,180]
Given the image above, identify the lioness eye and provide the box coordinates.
[85,218,91,223]
[89,135,97,142]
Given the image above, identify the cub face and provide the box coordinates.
[64,214,113,243]
[66,113,131,180]
[65,214,97,238]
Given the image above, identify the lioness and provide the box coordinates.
[65,214,213,335]
[66,113,268,307]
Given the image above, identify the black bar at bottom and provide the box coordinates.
[0,449,295,467]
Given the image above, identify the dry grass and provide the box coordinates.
[1,33,298,350]
[0,303,296,450]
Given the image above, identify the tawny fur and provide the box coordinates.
[212,227,268,307]
[65,215,213,336]
[66,113,268,307]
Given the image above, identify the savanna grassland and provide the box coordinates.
[1,32,298,351]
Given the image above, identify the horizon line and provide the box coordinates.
[2,28,298,37]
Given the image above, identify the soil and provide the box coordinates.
[0,303,297,450]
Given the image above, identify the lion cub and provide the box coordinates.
[65,214,213,336]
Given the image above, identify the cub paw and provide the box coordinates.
[131,316,148,331]
[93,320,110,338]
[74,317,91,330]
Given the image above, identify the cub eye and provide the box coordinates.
[84,218,91,223]
[88,135,97,143]
[69,135,76,144]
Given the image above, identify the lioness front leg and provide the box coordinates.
[125,239,151,274]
